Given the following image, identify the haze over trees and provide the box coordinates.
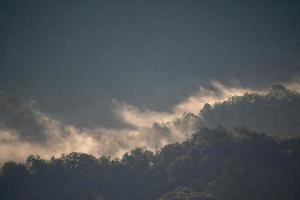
[1,85,300,200]
[1,0,299,198]
[1,127,300,200]
[175,85,300,138]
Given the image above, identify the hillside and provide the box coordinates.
[1,127,300,200]
[196,85,300,137]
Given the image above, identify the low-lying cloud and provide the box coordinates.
[173,81,261,115]
[0,79,299,162]
[283,76,300,93]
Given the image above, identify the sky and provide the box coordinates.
[0,0,300,129]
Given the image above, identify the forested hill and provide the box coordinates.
[196,85,300,137]
[1,127,300,200]
[1,85,300,200]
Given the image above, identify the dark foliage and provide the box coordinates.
[1,127,300,200]
[197,85,300,137]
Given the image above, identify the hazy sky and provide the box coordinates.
[1,0,299,127]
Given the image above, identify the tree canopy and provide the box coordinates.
[1,126,299,200]
[196,85,300,137]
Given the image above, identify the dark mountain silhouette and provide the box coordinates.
[195,85,300,137]
[1,85,300,199]
[1,127,300,200]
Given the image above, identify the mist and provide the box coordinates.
[2,79,298,162]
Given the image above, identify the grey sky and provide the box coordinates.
[0,0,299,127]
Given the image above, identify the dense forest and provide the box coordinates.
[1,85,300,200]
[1,127,300,200]
[1,0,299,198]
[195,85,300,137]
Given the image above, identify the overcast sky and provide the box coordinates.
[1,0,299,127]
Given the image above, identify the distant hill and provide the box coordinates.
[1,86,300,200]
[195,85,300,137]
[1,127,299,200]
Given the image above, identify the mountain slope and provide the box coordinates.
[1,127,300,200]
[196,85,300,137]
